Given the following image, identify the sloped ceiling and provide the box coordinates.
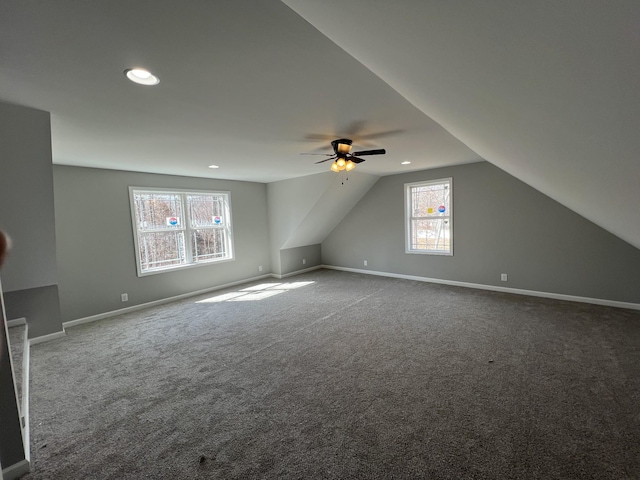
[267,171,379,271]
[282,0,640,249]
[0,1,638,249]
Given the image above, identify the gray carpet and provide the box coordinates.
[23,269,640,479]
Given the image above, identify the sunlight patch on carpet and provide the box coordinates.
[196,281,315,303]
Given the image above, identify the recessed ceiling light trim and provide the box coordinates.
[124,68,160,86]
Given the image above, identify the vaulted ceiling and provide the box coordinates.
[1,1,638,249]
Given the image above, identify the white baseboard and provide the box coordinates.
[28,330,66,346]
[273,265,323,279]
[2,459,30,480]
[3,316,30,473]
[7,317,26,328]
[63,273,274,330]
[21,323,31,462]
[322,265,640,311]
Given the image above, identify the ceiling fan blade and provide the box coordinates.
[352,149,386,156]
[357,129,405,140]
[304,133,337,141]
[350,156,366,164]
[315,156,337,164]
[344,120,367,137]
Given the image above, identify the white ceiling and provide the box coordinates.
[1,1,639,249]
[0,0,478,183]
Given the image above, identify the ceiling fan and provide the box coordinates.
[306,138,386,172]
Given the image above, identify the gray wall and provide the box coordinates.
[280,245,322,276]
[3,286,62,338]
[0,285,26,473]
[0,101,62,338]
[0,102,58,291]
[267,171,378,275]
[53,166,270,322]
[0,101,53,472]
[322,161,640,304]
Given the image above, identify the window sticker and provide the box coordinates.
[166,217,180,226]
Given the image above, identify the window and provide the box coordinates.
[129,187,234,275]
[405,178,452,255]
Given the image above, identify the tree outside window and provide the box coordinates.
[129,188,234,275]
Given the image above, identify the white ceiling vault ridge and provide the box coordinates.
[0,1,639,249]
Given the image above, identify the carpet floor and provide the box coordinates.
[22,269,640,479]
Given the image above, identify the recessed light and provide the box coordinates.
[208,165,219,169]
[124,68,160,86]
[401,161,411,165]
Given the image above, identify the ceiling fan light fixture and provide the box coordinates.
[310,137,385,174]
[331,138,353,155]
[337,142,352,154]
[124,68,160,86]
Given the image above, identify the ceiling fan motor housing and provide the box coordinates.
[311,138,385,168]
[331,138,353,155]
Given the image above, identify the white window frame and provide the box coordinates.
[405,177,453,256]
[129,187,234,276]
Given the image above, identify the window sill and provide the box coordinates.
[136,256,235,277]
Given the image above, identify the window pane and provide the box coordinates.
[134,193,183,230]
[412,183,450,216]
[411,218,451,252]
[187,194,226,228]
[192,228,229,262]
[139,231,186,271]
[131,188,234,275]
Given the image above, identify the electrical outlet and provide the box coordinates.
[302,258,306,265]
[501,273,508,282]
[121,293,128,302]
[364,260,368,266]
[258,265,263,272]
